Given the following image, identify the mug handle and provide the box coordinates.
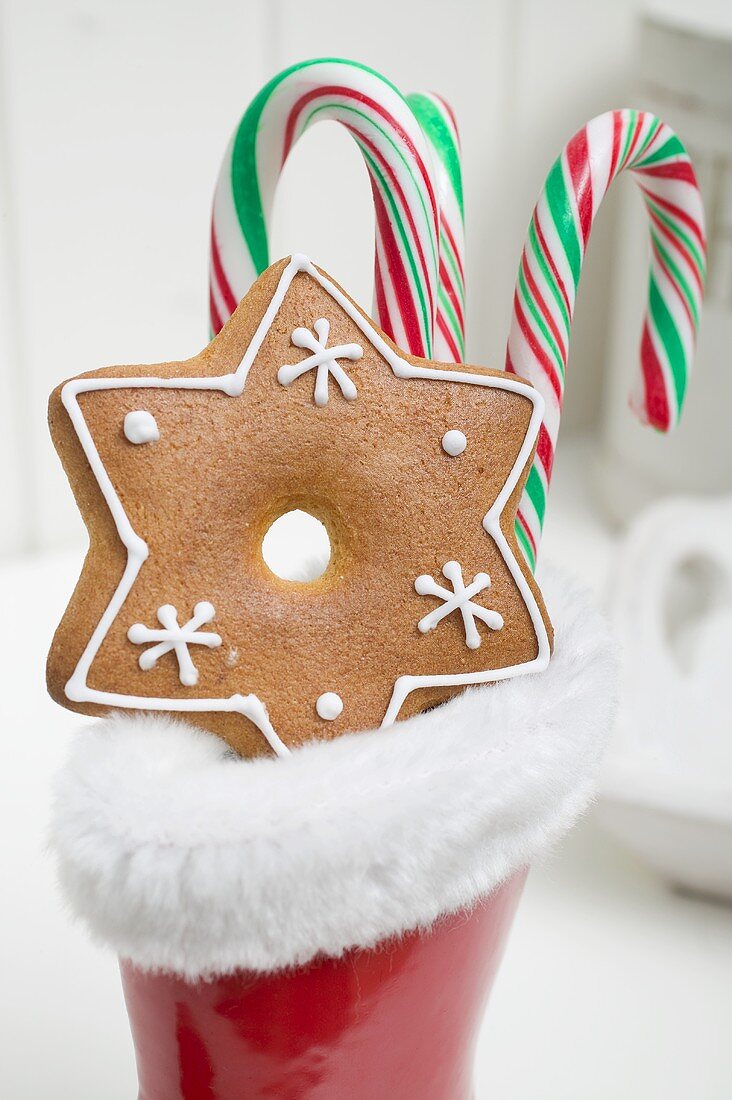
[612,495,732,686]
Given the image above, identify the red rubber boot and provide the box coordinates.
[53,578,613,1099]
[121,874,524,1100]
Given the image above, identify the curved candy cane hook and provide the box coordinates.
[211,58,439,358]
[210,58,465,363]
[507,109,706,568]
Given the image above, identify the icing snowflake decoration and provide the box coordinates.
[415,561,504,650]
[278,318,363,406]
[127,601,222,686]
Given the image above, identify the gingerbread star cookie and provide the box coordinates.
[48,255,553,757]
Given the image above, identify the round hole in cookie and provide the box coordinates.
[261,510,332,582]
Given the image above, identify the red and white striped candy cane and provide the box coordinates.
[407,91,466,362]
[506,109,706,568]
[210,58,443,359]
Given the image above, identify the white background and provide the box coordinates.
[0,0,646,556]
[1,1,731,1097]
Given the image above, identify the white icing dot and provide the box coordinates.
[316,692,343,721]
[124,410,160,445]
[441,429,467,457]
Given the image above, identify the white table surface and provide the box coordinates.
[2,438,731,1098]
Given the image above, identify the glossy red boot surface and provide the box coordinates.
[121,873,525,1100]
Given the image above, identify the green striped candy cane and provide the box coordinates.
[210,59,465,363]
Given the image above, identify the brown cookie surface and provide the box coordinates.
[48,256,553,757]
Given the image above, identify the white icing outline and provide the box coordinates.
[61,254,549,752]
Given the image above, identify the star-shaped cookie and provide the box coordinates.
[48,255,553,757]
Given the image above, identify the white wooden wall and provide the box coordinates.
[0,0,644,557]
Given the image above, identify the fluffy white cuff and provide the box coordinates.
[51,568,616,979]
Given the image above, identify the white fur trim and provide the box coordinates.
[51,568,616,978]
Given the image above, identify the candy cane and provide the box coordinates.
[506,109,706,568]
[407,92,466,363]
[210,58,442,359]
